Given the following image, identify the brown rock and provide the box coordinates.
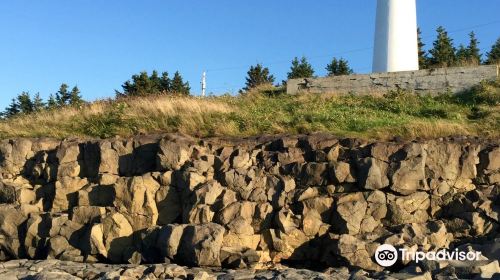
[387,192,430,225]
[390,143,427,195]
[89,212,134,263]
[333,192,368,235]
[52,177,89,212]
[155,185,181,225]
[177,223,226,267]
[157,139,190,171]
[113,175,160,230]
[357,157,389,190]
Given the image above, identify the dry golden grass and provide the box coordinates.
[0,82,498,140]
[0,95,234,139]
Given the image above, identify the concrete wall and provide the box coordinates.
[287,65,499,96]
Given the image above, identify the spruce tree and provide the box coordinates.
[160,72,171,93]
[486,37,500,65]
[32,93,45,112]
[466,31,481,65]
[170,71,190,95]
[69,86,84,106]
[119,71,167,96]
[456,44,469,66]
[287,57,315,79]
[118,80,136,97]
[2,98,20,118]
[17,92,34,114]
[326,58,353,76]
[243,64,275,91]
[429,26,456,68]
[133,72,153,96]
[47,94,58,109]
[150,70,162,94]
[56,83,71,106]
[417,28,429,69]
[118,70,190,96]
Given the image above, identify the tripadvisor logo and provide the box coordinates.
[374,244,483,267]
[375,244,398,267]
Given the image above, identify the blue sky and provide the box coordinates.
[1,0,499,109]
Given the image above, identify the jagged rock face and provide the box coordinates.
[0,134,498,275]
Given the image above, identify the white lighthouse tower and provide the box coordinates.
[372,0,419,73]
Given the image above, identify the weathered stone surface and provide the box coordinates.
[89,212,134,263]
[390,143,427,195]
[0,259,446,280]
[357,157,389,190]
[52,177,89,212]
[332,234,380,271]
[176,223,225,267]
[0,134,498,276]
[157,224,187,260]
[287,65,499,95]
[157,139,191,171]
[333,192,367,235]
[113,175,160,230]
[387,192,430,225]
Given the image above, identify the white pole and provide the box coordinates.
[373,0,419,73]
[201,71,206,97]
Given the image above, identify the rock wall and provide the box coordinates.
[0,133,499,273]
[286,65,499,95]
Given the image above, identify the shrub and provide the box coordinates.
[81,103,130,138]
[454,80,500,106]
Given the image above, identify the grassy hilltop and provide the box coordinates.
[0,80,499,140]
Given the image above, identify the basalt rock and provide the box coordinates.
[0,133,498,279]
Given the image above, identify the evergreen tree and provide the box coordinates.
[287,57,315,79]
[466,31,481,65]
[32,93,45,112]
[428,26,456,68]
[118,70,176,96]
[417,28,429,69]
[56,83,71,106]
[170,71,190,95]
[17,92,34,114]
[486,37,500,65]
[2,98,20,118]
[456,44,469,66]
[326,58,353,76]
[47,94,58,109]
[150,70,162,93]
[133,72,154,96]
[243,64,275,91]
[69,86,84,106]
[118,80,136,97]
[160,72,171,93]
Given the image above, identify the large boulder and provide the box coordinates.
[329,234,380,271]
[390,143,427,195]
[89,212,134,263]
[0,139,33,176]
[52,177,89,212]
[176,223,226,267]
[157,139,191,171]
[357,158,389,191]
[332,192,368,235]
[387,192,430,225]
[113,175,160,230]
[0,205,28,259]
[156,224,188,260]
[156,185,182,225]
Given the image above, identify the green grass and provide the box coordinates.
[0,80,498,140]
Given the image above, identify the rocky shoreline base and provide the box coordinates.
[0,133,499,279]
[3,259,500,280]
[0,259,422,280]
